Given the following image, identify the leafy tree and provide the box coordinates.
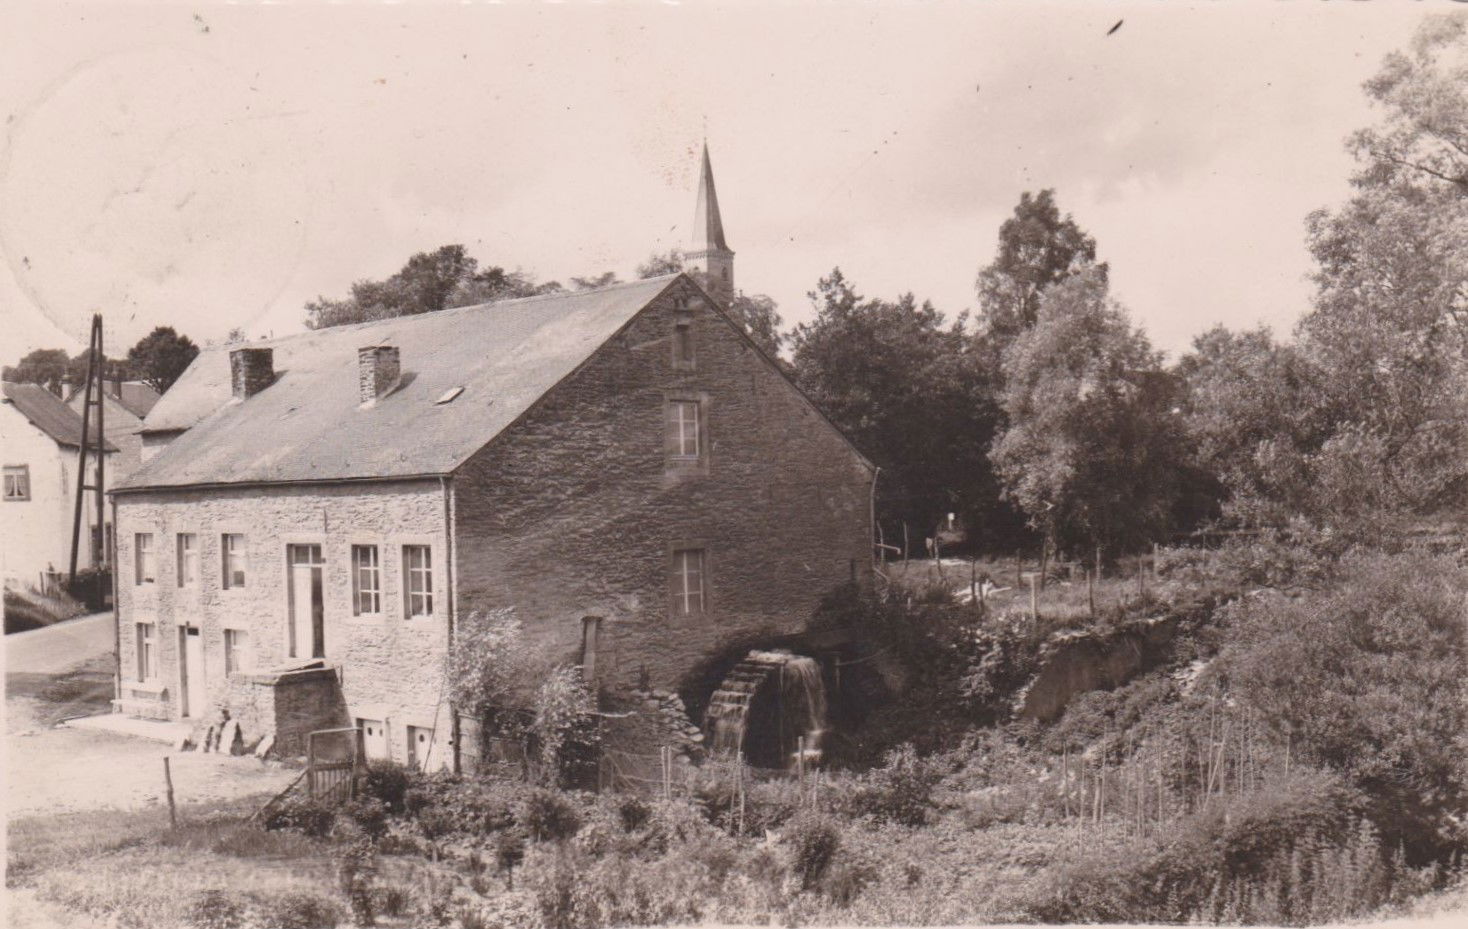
[125,327,198,394]
[976,189,1106,349]
[2,348,70,393]
[1175,326,1328,527]
[635,249,685,278]
[569,271,621,291]
[790,268,1011,548]
[306,244,560,329]
[1211,16,1468,538]
[1347,13,1468,194]
[637,249,786,355]
[990,266,1184,558]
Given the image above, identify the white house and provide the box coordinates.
[1,381,117,590]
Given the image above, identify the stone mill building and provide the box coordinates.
[110,147,876,770]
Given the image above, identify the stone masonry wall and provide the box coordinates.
[114,481,453,766]
[452,277,874,694]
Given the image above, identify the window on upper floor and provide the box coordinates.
[403,545,433,618]
[671,548,706,616]
[134,533,155,585]
[3,465,30,501]
[667,399,703,462]
[176,533,198,587]
[352,544,381,616]
[672,298,695,370]
[135,623,156,680]
[222,533,247,589]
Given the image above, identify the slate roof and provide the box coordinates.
[2,381,119,451]
[692,143,730,253]
[120,275,683,491]
[114,382,161,418]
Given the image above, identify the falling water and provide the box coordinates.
[704,649,828,769]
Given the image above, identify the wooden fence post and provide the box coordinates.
[163,756,178,829]
[1029,573,1039,626]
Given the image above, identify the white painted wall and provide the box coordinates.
[0,402,113,588]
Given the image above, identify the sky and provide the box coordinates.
[0,0,1433,368]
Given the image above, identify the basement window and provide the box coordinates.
[435,386,464,405]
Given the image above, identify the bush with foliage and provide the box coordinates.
[263,795,336,838]
[1217,551,1468,859]
[520,787,583,843]
[359,760,413,815]
[830,744,947,826]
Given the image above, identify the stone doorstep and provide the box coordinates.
[63,712,194,745]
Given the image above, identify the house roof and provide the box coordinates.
[114,382,161,418]
[120,276,684,491]
[2,381,119,451]
[66,380,162,420]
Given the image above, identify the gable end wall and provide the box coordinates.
[452,277,873,691]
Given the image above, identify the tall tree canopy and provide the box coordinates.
[1189,15,1468,540]
[2,348,71,393]
[790,269,1008,547]
[305,244,562,329]
[991,267,1184,556]
[126,327,199,394]
[975,189,1105,350]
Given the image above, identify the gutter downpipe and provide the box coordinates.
[110,493,121,710]
[441,475,460,774]
[869,465,881,577]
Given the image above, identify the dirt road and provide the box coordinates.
[5,611,114,674]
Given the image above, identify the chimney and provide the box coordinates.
[230,347,274,400]
[358,345,401,405]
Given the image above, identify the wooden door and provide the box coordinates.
[287,544,325,658]
[407,725,431,770]
[180,626,205,718]
[358,719,388,761]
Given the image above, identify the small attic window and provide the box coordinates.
[435,386,465,405]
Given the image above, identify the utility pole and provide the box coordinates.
[69,314,107,608]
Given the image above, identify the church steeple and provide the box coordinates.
[687,141,735,306]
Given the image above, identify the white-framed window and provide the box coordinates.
[221,533,247,589]
[224,628,250,675]
[668,399,701,460]
[351,545,381,616]
[403,545,433,617]
[672,548,706,615]
[135,622,156,680]
[176,533,197,587]
[134,533,155,585]
[3,465,30,501]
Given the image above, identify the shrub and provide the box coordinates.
[360,760,413,815]
[1216,551,1468,860]
[614,794,651,834]
[785,813,840,890]
[1014,768,1399,924]
[263,795,336,838]
[253,890,342,929]
[521,787,582,842]
[185,889,250,929]
[832,744,945,826]
[404,773,520,839]
[338,796,389,841]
